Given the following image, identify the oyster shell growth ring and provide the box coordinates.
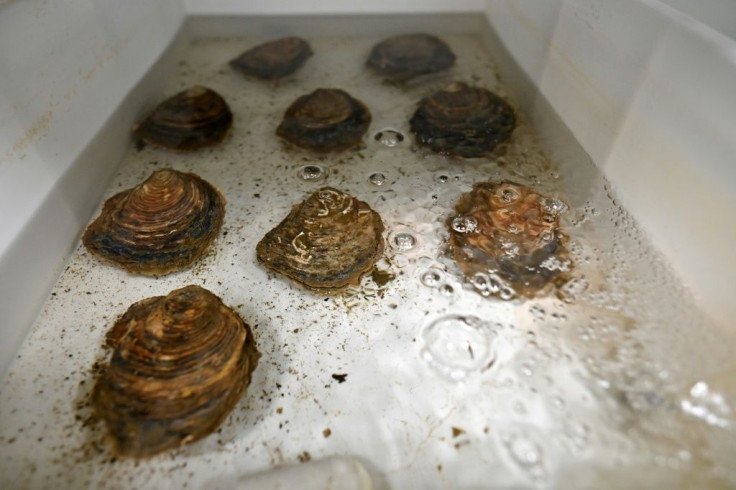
[256,187,385,292]
[82,169,226,276]
[230,36,313,80]
[410,82,515,158]
[133,86,233,151]
[367,33,455,81]
[448,181,564,295]
[276,88,372,153]
[92,285,260,458]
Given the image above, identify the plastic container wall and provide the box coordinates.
[0,0,185,376]
[485,0,736,330]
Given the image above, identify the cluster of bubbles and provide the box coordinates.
[419,268,456,297]
[450,215,478,234]
[469,271,516,300]
[680,381,733,428]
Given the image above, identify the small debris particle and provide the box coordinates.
[276,407,283,414]
[437,464,443,471]
[297,451,311,463]
[331,373,348,383]
[452,427,466,438]
[323,428,331,438]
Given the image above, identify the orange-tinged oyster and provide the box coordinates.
[82,169,225,276]
[448,181,566,296]
[256,187,384,292]
[410,82,515,158]
[367,33,455,81]
[230,37,313,79]
[133,86,233,151]
[276,89,371,153]
[92,285,260,458]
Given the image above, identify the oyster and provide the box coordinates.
[256,187,384,292]
[133,86,233,151]
[82,169,225,276]
[448,181,566,296]
[276,89,371,153]
[92,285,260,458]
[229,36,313,80]
[410,82,515,158]
[366,33,455,81]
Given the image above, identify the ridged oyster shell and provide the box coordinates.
[133,86,233,151]
[366,33,455,81]
[276,88,371,153]
[82,169,225,276]
[256,187,385,292]
[448,181,566,296]
[410,82,515,158]
[229,37,313,80]
[92,285,260,458]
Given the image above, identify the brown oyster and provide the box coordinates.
[92,285,260,458]
[82,169,225,276]
[133,86,233,151]
[229,37,313,80]
[276,89,371,153]
[448,181,566,296]
[410,82,515,158]
[366,33,455,81]
[256,187,384,292]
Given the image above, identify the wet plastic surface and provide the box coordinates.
[1,33,734,489]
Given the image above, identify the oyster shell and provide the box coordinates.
[92,285,260,458]
[256,187,384,292]
[366,33,455,81]
[229,36,313,80]
[410,82,515,158]
[133,86,233,151]
[448,181,565,296]
[276,89,371,153]
[82,169,225,276]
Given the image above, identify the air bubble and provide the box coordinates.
[503,434,545,480]
[451,216,478,233]
[390,231,417,251]
[420,269,442,287]
[297,164,327,181]
[369,172,387,186]
[499,286,516,301]
[539,230,554,243]
[520,363,533,377]
[470,272,489,291]
[374,129,404,147]
[435,174,449,184]
[438,284,454,296]
[420,314,495,381]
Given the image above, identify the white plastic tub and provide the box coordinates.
[1,1,735,488]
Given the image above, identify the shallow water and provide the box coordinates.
[1,29,734,489]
